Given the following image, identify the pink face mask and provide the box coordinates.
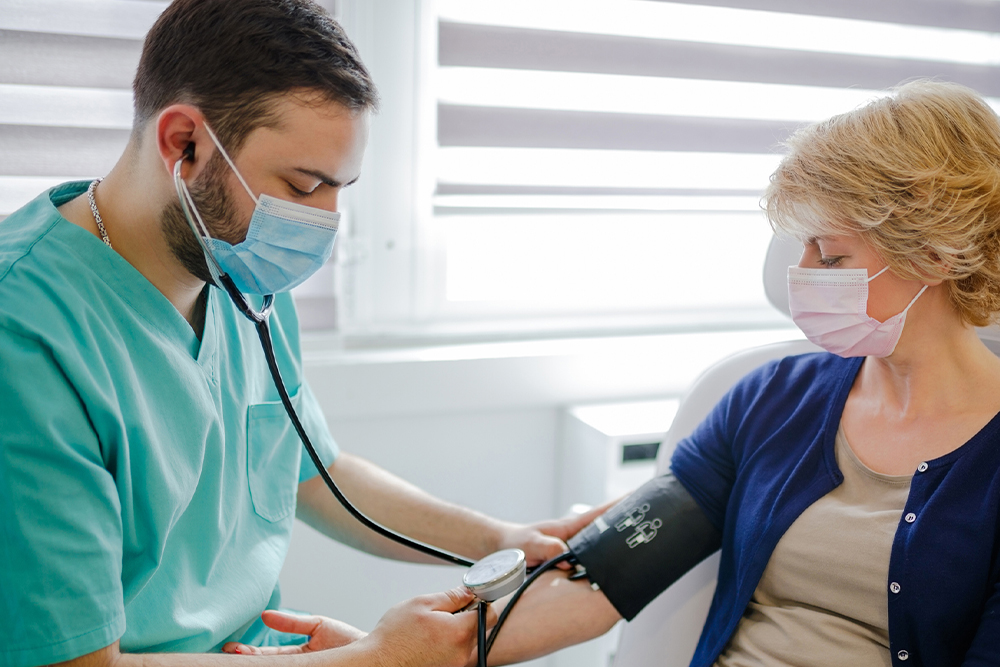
[787,265,928,358]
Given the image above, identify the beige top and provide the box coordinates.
[714,425,912,667]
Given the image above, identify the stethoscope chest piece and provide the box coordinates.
[463,548,526,602]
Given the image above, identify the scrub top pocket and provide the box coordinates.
[246,392,303,523]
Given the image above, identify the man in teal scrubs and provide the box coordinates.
[0,1,596,666]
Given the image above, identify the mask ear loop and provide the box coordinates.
[202,123,259,206]
[173,158,225,286]
[900,284,929,315]
[867,266,891,282]
[172,157,274,323]
[866,265,929,315]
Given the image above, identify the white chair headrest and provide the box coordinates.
[762,235,802,320]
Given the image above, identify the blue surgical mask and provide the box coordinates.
[172,123,340,295]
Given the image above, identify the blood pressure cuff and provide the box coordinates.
[567,472,722,621]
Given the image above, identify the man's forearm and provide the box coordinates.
[297,453,508,562]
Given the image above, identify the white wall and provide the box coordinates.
[279,327,800,664]
[280,406,558,627]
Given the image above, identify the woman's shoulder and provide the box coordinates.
[732,350,859,404]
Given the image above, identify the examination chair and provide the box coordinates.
[611,235,1000,667]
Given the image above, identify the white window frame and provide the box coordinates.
[333,0,1000,346]
[334,0,791,344]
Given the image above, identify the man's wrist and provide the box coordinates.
[477,516,515,559]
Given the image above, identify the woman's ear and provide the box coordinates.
[918,249,949,287]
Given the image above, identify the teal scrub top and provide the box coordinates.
[0,182,338,666]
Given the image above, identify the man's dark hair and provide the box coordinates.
[133,0,378,152]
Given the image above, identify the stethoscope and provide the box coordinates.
[173,159,575,665]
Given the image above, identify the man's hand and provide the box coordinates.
[223,588,494,667]
[221,610,367,655]
[360,587,495,667]
[495,501,618,567]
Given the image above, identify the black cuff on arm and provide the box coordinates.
[567,472,722,621]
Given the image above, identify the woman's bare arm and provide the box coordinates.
[480,570,623,666]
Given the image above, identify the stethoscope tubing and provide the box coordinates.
[213,270,575,663]
[477,601,489,667]
[249,300,475,569]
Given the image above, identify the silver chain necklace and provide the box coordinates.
[86,178,112,249]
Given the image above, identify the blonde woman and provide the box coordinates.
[481,80,1000,666]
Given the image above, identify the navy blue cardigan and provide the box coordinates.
[670,352,1000,667]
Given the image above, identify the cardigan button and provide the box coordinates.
[917,462,928,472]
[898,650,909,661]
[889,582,901,594]
[904,512,917,523]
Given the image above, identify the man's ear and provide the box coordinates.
[155,104,213,182]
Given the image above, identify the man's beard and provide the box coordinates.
[160,154,247,284]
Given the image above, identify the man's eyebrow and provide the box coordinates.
[293,167,360,188]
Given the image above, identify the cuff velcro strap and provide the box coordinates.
[567,472,721,621]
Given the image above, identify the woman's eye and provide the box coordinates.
[819,256,843,267]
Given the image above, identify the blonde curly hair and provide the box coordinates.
[764,80,1000,327]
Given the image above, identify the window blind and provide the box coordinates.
[0,0,341,329]
[431,0,1000,328]
[0,0,164,220]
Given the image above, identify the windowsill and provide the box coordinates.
[301,323,802,420]
[301,305,791,350]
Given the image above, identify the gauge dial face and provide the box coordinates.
[465,549,524,587]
